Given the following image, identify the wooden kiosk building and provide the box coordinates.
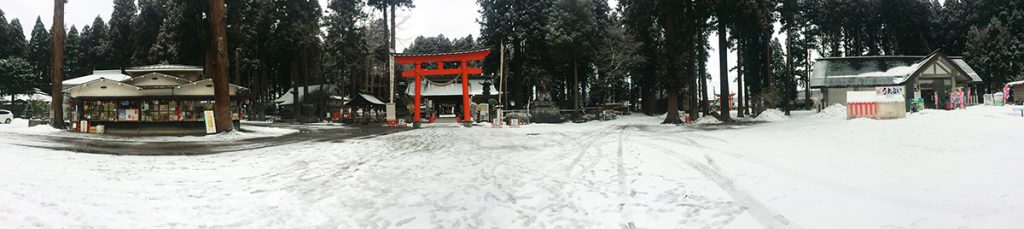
[810,50,984,109]
[62,65,248,135]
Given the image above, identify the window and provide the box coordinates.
[83,100,117,121]
[180,100,214,121]
[0,111,9,115]
[142,100,179,121]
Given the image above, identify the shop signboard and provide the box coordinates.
[876,86,905,98]
[204,110,217,134]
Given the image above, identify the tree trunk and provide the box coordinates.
[717,21,731,122]
[699,48,708,117]
[51,0,66,129]
[663,90,681,124]
[208,0,233,132]
[737,47,745,118]
[785,31,794,116]
[302,48,311,122]
[687,45,699,122]
[573,58,580,114]
[292,61,300,123]
[805,49,811,110]
[643,86,653,115]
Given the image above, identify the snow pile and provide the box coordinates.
[814,104,848,119]
[0,119,63,135]
[754,109,788,122]
[693,116,723,124]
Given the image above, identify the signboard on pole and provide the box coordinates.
[386,103,397,126]
[479,103,489,122]
[204,110,217,134]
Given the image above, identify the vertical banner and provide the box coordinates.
[204,110,217,134]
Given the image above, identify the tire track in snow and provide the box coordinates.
[615,125,636,229]
[638,137,798,229]
[564,125,619,177]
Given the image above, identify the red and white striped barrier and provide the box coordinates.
[847,102,878,119]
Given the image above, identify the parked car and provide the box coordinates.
[0,109,13,124]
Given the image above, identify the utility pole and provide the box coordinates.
[497,41,505,125]
[51,0,66,129]
[208,0,233,132]
[386,5,398,127]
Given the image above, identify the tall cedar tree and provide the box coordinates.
[51,0,66,129]
[108,0,136,68]
[207,0,233,132]
[619,0,661,115]
[479,0,553,109]
[27,18,51,92]
[7,19,28,60]
[545,0,603,113]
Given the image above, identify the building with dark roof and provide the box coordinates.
[810,50,983,108]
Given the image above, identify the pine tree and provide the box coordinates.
[6,19,28,60]
[546,0,602,114]
[150,1,185,64]
[479,0,554,109]
[27,17,51,92]
[620,0,660,115]
[85,16,111,69]
[0,10,9,59]
[65,26,87,78]
[0,58,36,101]
[108,0,137,68]
[324,0,368,98]
[130,0,166,65]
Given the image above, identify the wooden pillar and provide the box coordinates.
[414,63,422,128]
[461,60,471,125]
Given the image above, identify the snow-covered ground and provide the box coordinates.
[1,105,1022,228]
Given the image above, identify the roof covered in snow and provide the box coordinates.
[951,59,983,82]
[274,84,342,106]
[0,88,52,102]
[124,64,204,73]
[811,51,982,88]
[62,72,248,98]
[346,93,386,107]
[62,70,132,88]
[405,79,499,97]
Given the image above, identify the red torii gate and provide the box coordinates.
[395,49,491,127]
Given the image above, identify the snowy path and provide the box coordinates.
[1,106,1023,228]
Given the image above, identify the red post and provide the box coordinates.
[414,64,422,127]
[461,60,471,124]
